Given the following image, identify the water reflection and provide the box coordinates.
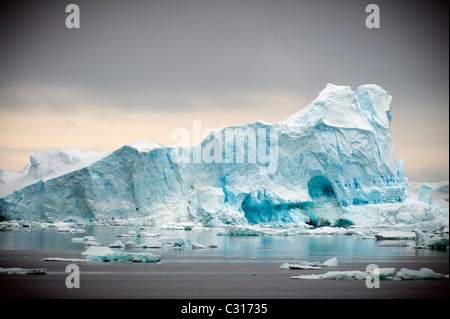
[0,226,447,262]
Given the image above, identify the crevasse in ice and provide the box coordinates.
[0,84,447,228]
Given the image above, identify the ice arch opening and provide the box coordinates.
[305,176,349,227]
[307,176,337,202]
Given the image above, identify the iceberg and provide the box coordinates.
[0,84,448,229]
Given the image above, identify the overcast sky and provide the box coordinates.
[0,0,448,182]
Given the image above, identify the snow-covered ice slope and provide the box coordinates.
[0,84,447,227]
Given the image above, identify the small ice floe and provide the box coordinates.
[42,257,90,263]
[57,227,86,233]
[0,267,47,275]
[109,240,125,248]
[82,236,103,247]
[280,257,338,270]
[161,238,191,250]
[81,246,161,263]
[296,227,350,236]
[219,226,267,236]
[218,225,298,237]
[394,268,449,280]
[158,224,185,230]
[291,267,448,281]
[375,231,416,240]
[292,268,396,280]
[191,242,205,249]
[124,241,134,249]
[292,270,369,280]
[138,238,163,248]
[139,231,159,237]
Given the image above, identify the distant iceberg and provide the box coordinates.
[0,84,448,229]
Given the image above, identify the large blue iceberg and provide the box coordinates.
[0,84,447,228]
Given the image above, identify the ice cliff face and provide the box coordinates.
[0,84,447,227]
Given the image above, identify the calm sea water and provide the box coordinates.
[0,226,446,262]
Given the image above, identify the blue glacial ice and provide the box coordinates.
[0,84,448,229]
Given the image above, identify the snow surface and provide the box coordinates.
[0,84,448,229]
[0,148,112,198]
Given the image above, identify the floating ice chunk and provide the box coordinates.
[281,257,338,270]
[375,231,416,240]
[83,236,103,247]
[109,240,125,248]
[81,246,161,263]
[292,268,396,280]
[158,224,185,230]
[82,246,114,259]
[142,238,163,248]
[322,257,338,267]
[292,270,369,280]
[292,267,448,281]
[279,263,291,269]
[191,242,205,249]
[394,268,448,280]
[224,226,267,236]
[139,231,159,237]
[376,268,397,279]
[288,263,322,270]
[161,238,191,250]
[71,228,86,233]
[124,241,134,249]
[0,267,46,275]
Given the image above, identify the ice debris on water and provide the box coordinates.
[81,246,161,263]
[109,240,125,248]
[375,231,416,240]
[394,268,449,280]
[291,267,448,280]
[280,257,338,270]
